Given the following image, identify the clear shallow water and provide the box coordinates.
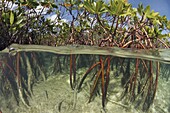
[0,44,170,113]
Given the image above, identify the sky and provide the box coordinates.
[128,0,170,19]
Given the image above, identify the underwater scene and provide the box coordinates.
[0,44,170,113]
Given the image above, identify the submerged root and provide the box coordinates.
[18,87,30,108]
[25,54,33,96]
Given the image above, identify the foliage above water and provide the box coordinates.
[0,0,170,50]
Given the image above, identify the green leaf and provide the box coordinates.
[152,11,159,17]
[153,19,162,25]
[105,5,115,15]
[137,3,143,15]
[144,5,150,15]
[147,10,159,19]
[16,18,24,25]
[84,1,95,13]
[19,0,24,2]
[40,2,50,7]
[21,2,27,6]
[105,0,117,15]
[168,33,170,37]
[79,3,84,8]
[167,21,170,30]
[2,12,9,23]
[19,23,26,28]
[51,3,58,8]
[10,11,15,25]
[31,1,39,7]
[120,7,132,17]
[95,1,103,13]
[108,0,126,16]
[12,27,17,31]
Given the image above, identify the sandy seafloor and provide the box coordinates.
[0,69,169,113]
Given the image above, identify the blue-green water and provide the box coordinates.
[0,44,170,113]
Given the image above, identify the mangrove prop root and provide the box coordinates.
[70,54,73,89]
[16,53,30,108]
[89,68,102,102]
[73,55,76,88]
[78,61,101,90]
[69,54,77,90]
[105,56,111,102]
[153,62,159,99]
[121,58,160,111]
[32,53,46,81]
[24,53,33,96]
[100,56,105,107]
[70,54,76,89]
[18,87,30,108]
[132,58,139,100]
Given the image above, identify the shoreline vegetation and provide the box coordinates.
[0,0,170,112]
